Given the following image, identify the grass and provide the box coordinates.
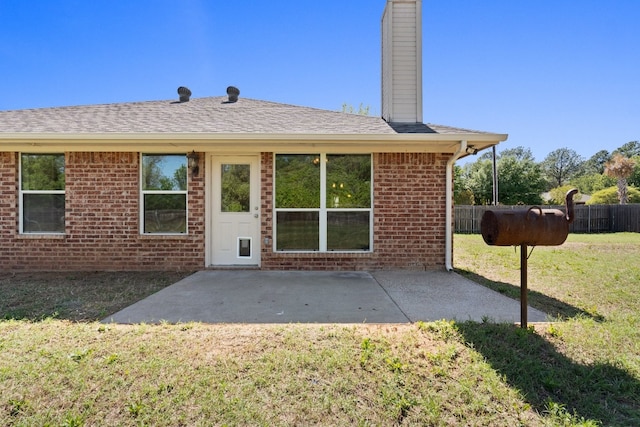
[0,234,639,425]
[0,271,192,321]
[454,233,640,320]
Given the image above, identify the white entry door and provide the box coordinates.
[211,156,260,266]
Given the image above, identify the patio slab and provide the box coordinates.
[104,270,547,324]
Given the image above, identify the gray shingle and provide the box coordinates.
[0,96,494,136]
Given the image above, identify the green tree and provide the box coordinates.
[613,140,640,158]
[341,103,370,115]
[582,149,610,175]
[464,159,493,205]
[541,148,584,188]
[570,173,614,195]
[462,152,545,205]
[453,165,474,204]
[497,155,546,205]
[587,186,640,204]
[546,185,582,205]
[497,146,535,162]
[625,155,640,188]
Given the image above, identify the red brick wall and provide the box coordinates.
[1,152,204,271]
[2,151,449,271]
[260,152,448,270]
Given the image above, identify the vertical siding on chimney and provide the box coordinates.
[381,0,423,124]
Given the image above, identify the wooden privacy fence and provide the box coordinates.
[455,204,640,234]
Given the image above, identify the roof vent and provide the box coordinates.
[226,86,240,103]
[177,86,192,102]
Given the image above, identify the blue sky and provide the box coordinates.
[1,0,638,164]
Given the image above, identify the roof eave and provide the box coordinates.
[0,132,507,154]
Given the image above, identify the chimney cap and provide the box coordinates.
[226,86,240,103]
[177,86,192,102]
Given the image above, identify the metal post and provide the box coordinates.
[492,146,498,205]
[520,244,528,328]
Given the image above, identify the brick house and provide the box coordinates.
[0,0,506,272]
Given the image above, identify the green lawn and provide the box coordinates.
[0,234,638,426]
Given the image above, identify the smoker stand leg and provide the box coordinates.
[520,243,528,329]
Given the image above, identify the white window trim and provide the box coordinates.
[19,153,65,235]
[273,153,373,253]
[140,154,189,235]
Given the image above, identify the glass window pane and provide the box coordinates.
[142,155,187,191]
[221,164,250,212]
[327,212,370,251]
[326,155,371,208]
[21,154,65,191]
[276,211,319,251]
[144,194,186,233]
[22,194,65,233]
[275,154,320,208]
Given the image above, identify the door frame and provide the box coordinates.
[205,154,261,267]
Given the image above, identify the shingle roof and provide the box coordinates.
[0,96,493,136]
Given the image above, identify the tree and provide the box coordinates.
[463,152,545,205]
[629,156,640,188]
[604,154,636,204]
[464,159,493,205]
[541,148,584,188]
[497,155,546,205]
[453,165,474,204]
[341,103,370,115]
[587,186,640,205]
[498,146,535,162]
[582,150,610,175]
[613,140,640,158]
[547,185,582,205]
[570,173,613,195]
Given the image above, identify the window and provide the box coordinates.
[20,153,65,233]
[275,154,372,251]
[141,154,187,234]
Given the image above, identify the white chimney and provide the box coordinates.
[381,0,423,123]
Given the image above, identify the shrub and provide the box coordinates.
[586,186,640,204]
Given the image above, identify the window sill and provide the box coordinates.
[139,233,190,240]
[17,233,65,240]
[273,251,373,255]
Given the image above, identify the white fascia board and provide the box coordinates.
[0,132,507,153]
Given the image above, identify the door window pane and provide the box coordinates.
[221,164,250,212]
[276,212,319,251]
[327,212,370,251]
[275,154,320,208]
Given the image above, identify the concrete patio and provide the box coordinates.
[104,270,547,325]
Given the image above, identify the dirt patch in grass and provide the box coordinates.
[0,271,193,321]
